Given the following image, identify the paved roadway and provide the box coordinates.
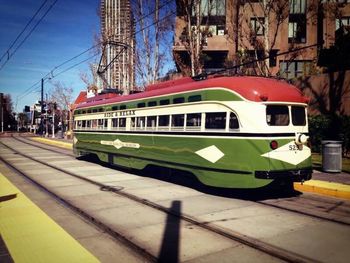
[0,134,350,262]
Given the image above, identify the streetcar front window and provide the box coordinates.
[291,106,306,126]
[266,105,289,126]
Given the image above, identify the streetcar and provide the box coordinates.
[73,76,312,188]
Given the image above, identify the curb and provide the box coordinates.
[294,180,350,200]
[31,137,72,149]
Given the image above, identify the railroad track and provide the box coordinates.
[12,135,350,227]
[1,136,349,262]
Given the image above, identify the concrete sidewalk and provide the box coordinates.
[29,135,350,200]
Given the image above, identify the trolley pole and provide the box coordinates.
[41,78,44,135]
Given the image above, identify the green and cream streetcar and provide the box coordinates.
[73,76,312,188]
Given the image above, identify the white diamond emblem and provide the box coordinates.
[195,145,224,163]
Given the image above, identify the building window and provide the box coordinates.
[250,17,265,36]
[336,17,350,31]
[288,18,306,43]
[289,0,306,14]
[195,0,226,17]
[279,60,312,79]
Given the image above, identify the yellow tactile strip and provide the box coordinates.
[294,180,350,200]
[0,173,98,263]
[31,137,72,149]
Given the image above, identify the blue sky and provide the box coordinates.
[0,0,101,112]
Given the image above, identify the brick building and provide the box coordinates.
[173,0,350,79]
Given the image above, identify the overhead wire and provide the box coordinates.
[0,0,50,63]
[17,1,176,103]
[0,0,59,71]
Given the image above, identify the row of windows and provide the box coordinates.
[75,112,239,131]
[75,95,202,115]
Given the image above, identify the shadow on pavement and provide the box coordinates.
[158,200,181,263]
[80,155,302,201]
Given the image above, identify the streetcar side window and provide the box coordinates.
[119,118,126,128]
[205,112,226,129]
[160,99,170,105]
[291,106,306,126]
[82,120,86,128]
[98,119,104,129]
[136,117,145,129]
[137,103,146,108]
[266,105,289,126]
[188,95,201,102]
[112,118,118,128]
[172,114,185,127]
[148,101,157,107]
[147,116,157,129]
[173,97,185,104]
[92,119,98,128]
[112,106,118,111]
[130,117,136,129]
[86,120,91,128]
[186,113,201,127]
[158,115,170,127]
[230,112,239,129]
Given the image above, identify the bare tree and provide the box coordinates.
[49,81,74,132]
[134,0,175,86]
[174,0,218,76]
[237,0,290,76]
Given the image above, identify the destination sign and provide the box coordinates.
[104,110,136,118]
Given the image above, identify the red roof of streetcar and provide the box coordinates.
[76,76,307,109]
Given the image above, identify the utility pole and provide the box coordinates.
[52,105,55,138]
[41,78,44,135]
[0,93,3,133]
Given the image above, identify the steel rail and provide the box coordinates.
[14,135,350,227]
[0,140,156,263]
[0,137,321,263]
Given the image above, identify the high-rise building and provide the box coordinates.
[100,0,135,94]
